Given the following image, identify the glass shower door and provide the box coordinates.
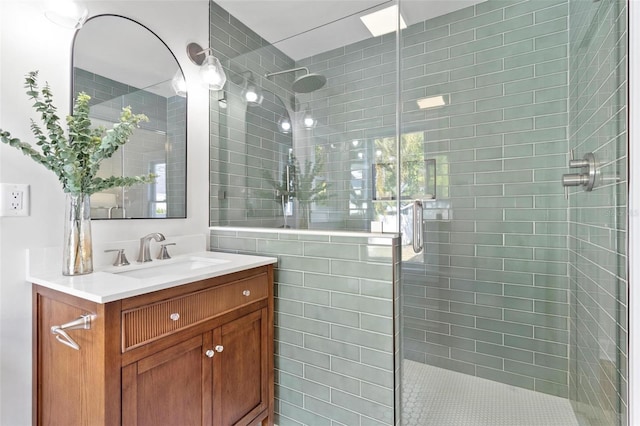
[567,0,628,423]
[394,0,628,424]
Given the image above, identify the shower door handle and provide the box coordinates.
[412,200,423,254]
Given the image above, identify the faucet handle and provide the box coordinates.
[157,243,176,260]
[104,249,130,266]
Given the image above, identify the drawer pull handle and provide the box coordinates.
[215,345,224,353]
[170,313,180,321]
[242,290,251,296]
[205,349,215,358]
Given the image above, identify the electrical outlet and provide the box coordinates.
[0,183,30,217]
[9,191,23,210]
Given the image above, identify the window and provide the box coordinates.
[149,162,167,218]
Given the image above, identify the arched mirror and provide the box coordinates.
[72,14,187,219]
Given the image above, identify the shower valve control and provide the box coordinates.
[562,152,598,192]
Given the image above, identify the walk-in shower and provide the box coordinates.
[209,0,629,424]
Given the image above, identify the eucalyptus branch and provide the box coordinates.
[295,157,330,205]
[0,71,154,196]
[25,72,66,159]
[0,130,52,170]
[89,106,148,177]
[90,175,156,194]
[263,154,330,206]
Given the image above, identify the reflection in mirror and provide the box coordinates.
[72,15,187,219]
[215,68,293,227]
[248,91,293,227]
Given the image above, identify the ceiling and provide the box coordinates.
[215,0,486,60]
[73,1,485,94]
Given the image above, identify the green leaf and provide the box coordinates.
[0,71,155,196]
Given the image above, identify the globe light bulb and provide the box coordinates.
[200,54,226,90]
[279,117,292,133]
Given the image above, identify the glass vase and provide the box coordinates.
[62,193,93,276]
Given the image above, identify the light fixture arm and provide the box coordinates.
[187,43,214,65]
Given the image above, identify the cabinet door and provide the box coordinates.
[122,333,213,426]
[214,308,268,426]
[35,294,117,425]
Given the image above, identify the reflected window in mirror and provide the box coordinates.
[72,14,187,219]
[150,161,167,218]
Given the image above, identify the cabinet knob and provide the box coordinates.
[205,349,215,358]
[215,345,224,353]
[170,313,180,321]
[242,290,251,296]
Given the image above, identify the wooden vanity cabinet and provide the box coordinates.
[33,265,274,426]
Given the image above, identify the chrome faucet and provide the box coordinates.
[107,205,126,219]
[137,233,166,263]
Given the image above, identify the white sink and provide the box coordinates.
[113,256,231,279]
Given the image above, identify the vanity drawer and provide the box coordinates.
[122,273,268,351]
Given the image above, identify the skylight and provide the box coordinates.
[360,5,407,37]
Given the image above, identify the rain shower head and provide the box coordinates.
[292,73,327,93]
[265,67,327,93]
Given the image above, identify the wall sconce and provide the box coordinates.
[278,116,292,134]
[187,42,227,90]
[171,70,187,98]
[241,72,263,106]
[44,0,88,29]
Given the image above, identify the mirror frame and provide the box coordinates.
[71,14,188,220]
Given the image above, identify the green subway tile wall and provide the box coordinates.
[392,0,571,398]
[293,31,399,232]
[568,0,627,424]
[292,0,572,394]
[210,228,400,426]
[167,95,187,218]
[209,1,297,228]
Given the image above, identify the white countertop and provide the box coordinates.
[28,251,277,304]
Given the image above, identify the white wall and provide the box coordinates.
[0,1,209,424]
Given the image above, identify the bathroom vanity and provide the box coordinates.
[30,251,276,426]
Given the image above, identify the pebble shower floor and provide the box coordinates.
[402,360,579,426]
